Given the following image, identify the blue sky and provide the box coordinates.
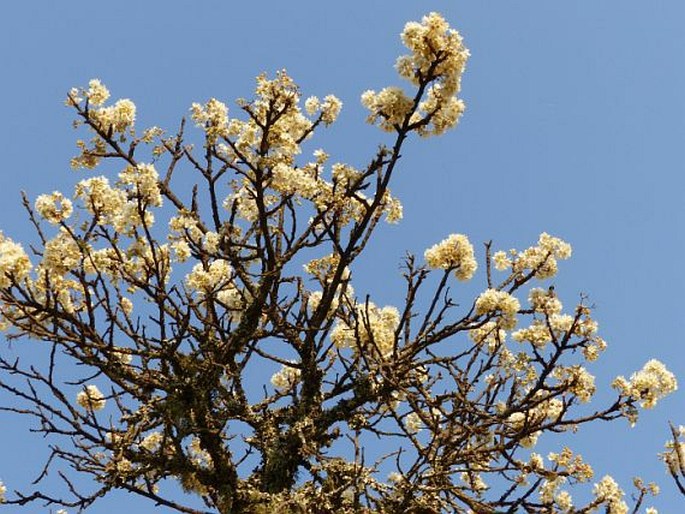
[1,1,684,511]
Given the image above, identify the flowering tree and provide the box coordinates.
[0,12,677,514]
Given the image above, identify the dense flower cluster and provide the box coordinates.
[613,359,677,409]
[592,475,628,514]
[363,12,469,135]
[494,233,572,280]
[119,163,162,207]
[553,365,596,403]
[76,385,106,411]
[0,233,31,289]
[528,287,563,315]
[330,302,399,357]
[304,95,343,125]
[191,98,229,144]
[35,191,73,225]
[423,233,477,280]
[475,289,521,329]
[270,363,302,391]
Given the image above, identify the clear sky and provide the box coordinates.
[1,1,684,511]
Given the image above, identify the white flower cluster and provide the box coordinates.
[45,226,79,268]
[528,287,563,315]
[592,475,627,514]
[475,289,520,329]
[119,163,162,207]
[469,321,506,353]
[85,79,136,133]
[0,232,31,289]
[405,412,423,433]
[270,362,301,391]
[424,233,477,280]
[76,385,106,411]
[553,365,596,403]
[75,176,126,222]
[168,212,204,262]
[512,292,601,352]
[363,12,469,135]
[494,233,572,279]
[85,79,109,106]
[304,94,343,125]
[506,411,541,448]
[35,191,73,225]
[185,259,244,320]
[191,98,229,144]
[74,174,157,235]
[330,302,399,357]
[512,320,553,348]
[67,80,138,169]
[271,162,320,198]
[612,359,677,409]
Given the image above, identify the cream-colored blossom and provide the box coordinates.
[191,98,229,143]
[223,184,277,223]
[119,163,162,207]
[512,320,552,348]
[303,253,349,284]
[76,385,106,411]
[365,13,469,136]
[271,162,319,198]
[41,229,82,278]
[405,412,423,433]
[83,247,121,279]
[140,431,163,452]
[270,362,301,391]
[171,240,191,262]
[554,365,596,403]
[362,87,414,133]
[529,453,544,470]
[168,212,204,256]
[304,96,320,115]
[66,87,82,106]
[612,359,677,409]
[90,98,137,133]
[384,194,403,223]
[539,476,566,504]
[0,232,32,288]
[203,232,221,253]
[320,95,343,124]
[330,302,399,357]
[86,79,110,106]
[512,233,572,280]
[186,260,233,292]
[111,347,132,365]
[492,251,511,271]
[506,412,540,448]
[35,191,73,224]
[424,233,477,280]
[555,490,573,511]
[593,475,628,514]
[469,320,507,353]
[74,176,127,225]
[528,287,562,315]
[475,289,520,330]
[119,297,133,316]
